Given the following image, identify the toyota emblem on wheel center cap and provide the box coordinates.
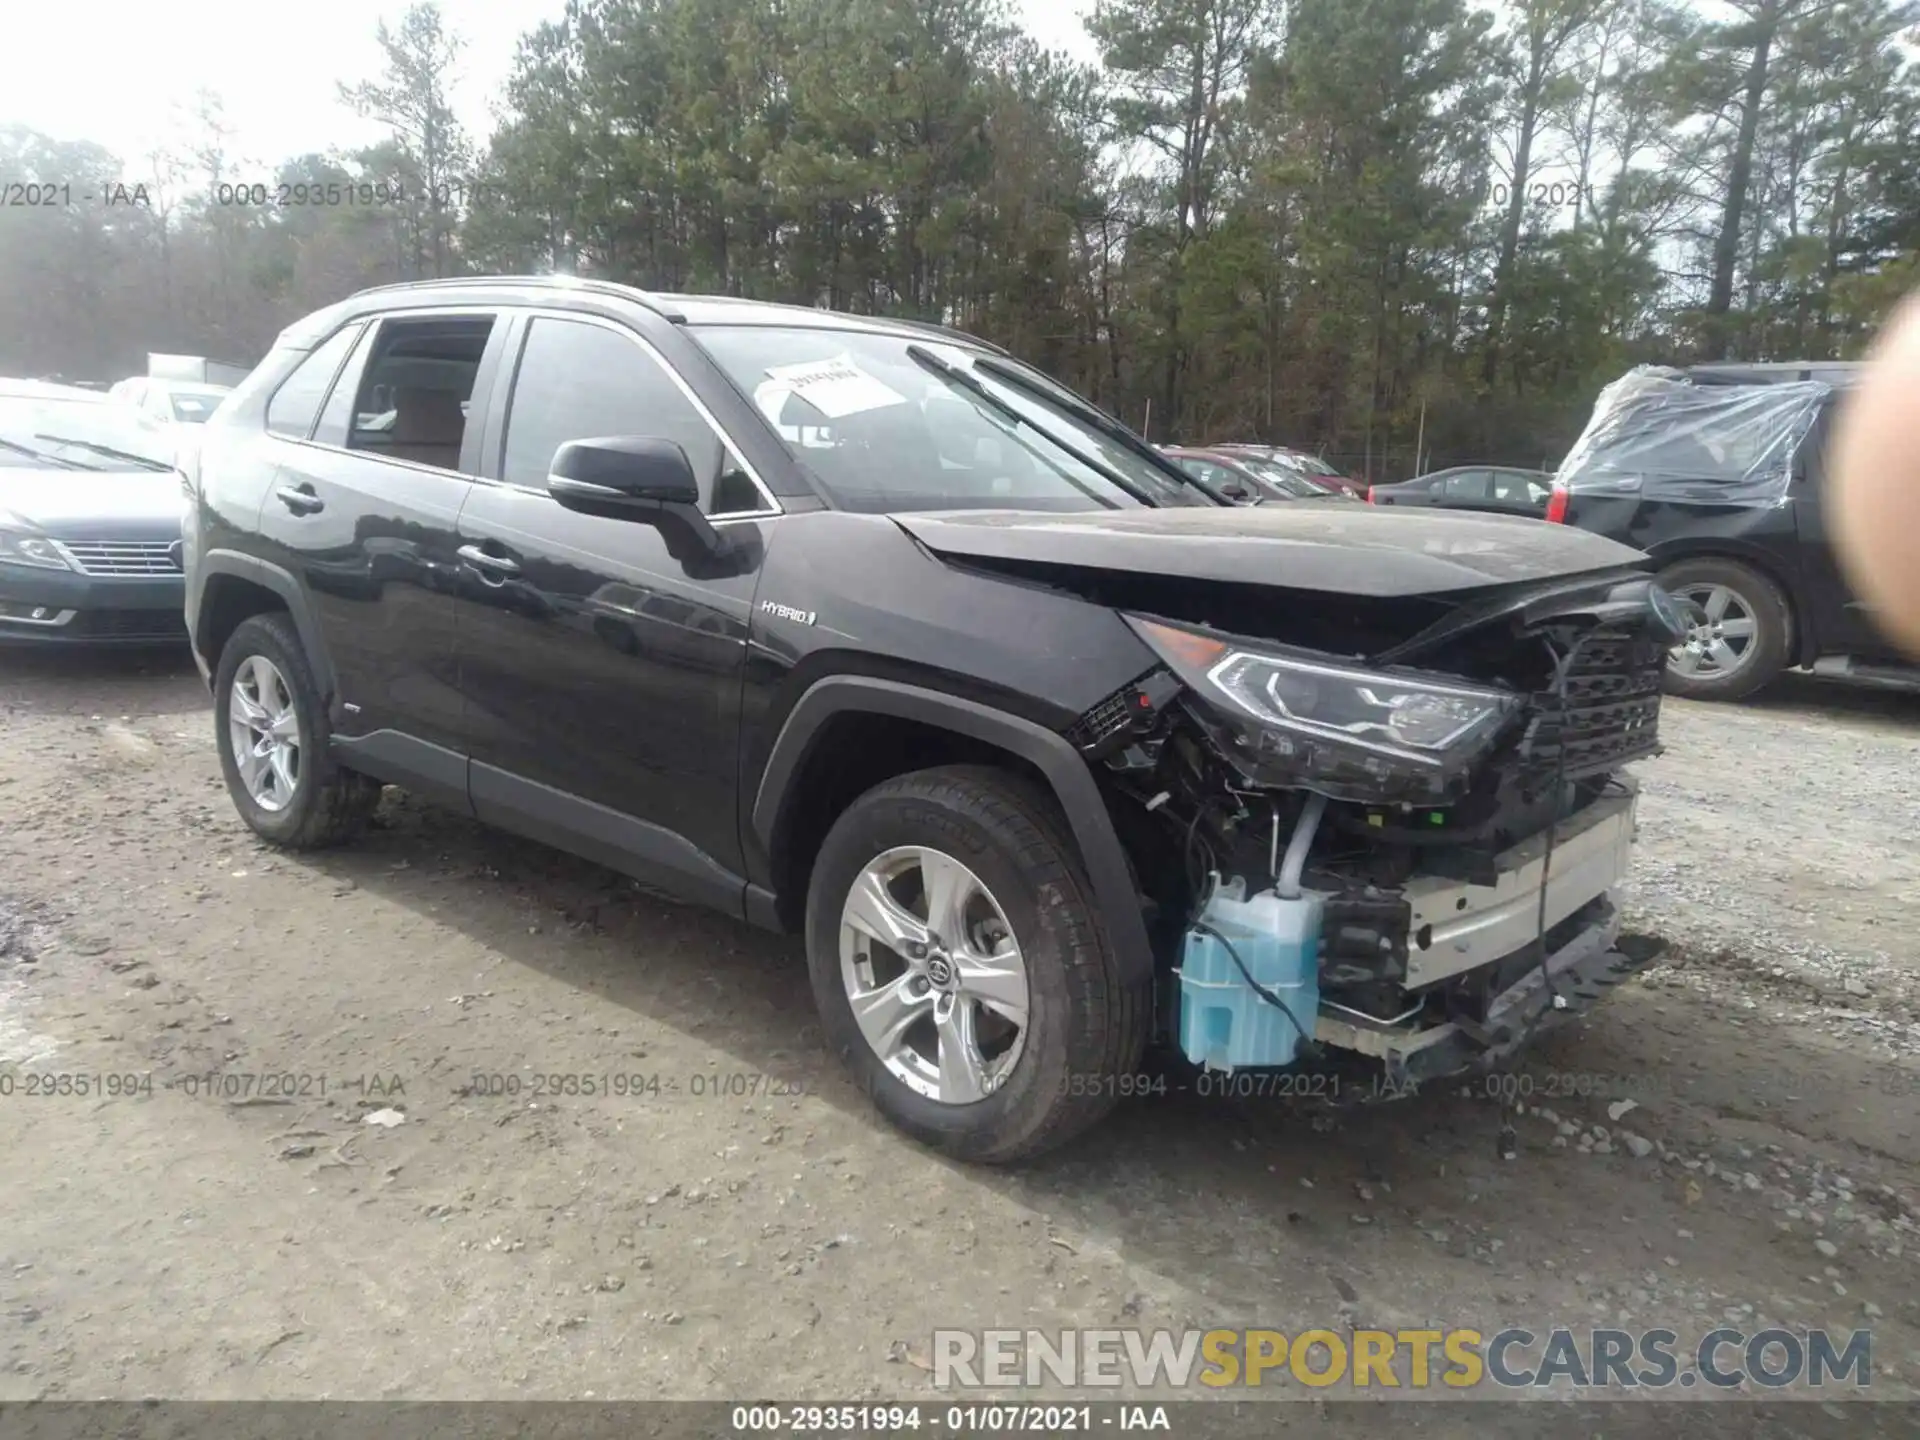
[924,955,955,989]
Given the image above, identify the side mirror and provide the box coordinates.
[548,436,701,508]
[546,436,731,559]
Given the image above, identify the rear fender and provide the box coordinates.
[193,549,337,703]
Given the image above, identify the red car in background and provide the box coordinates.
[1211,444,1369,499]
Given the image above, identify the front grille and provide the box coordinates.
[1525,628,1664,779]
[59,540,181,576]
[75,609,188,639]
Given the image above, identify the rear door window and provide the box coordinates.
[340,314,496,474]
[1440,470,1492,500]
[1490,470,1545,505]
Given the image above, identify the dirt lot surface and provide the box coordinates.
[2,649,1918,1430]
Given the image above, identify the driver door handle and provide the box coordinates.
[275,485,324,515]
[457,543,520,576]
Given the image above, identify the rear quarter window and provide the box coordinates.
[265,323,364,440]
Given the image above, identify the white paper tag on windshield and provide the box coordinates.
[763,354,906,419]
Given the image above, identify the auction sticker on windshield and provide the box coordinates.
[762,355,907,419]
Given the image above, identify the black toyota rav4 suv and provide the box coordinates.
[184,277,1680,1162]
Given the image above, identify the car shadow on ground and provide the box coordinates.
[12,656,1908,1432]
[292,788,1683,1315]
[0,643,200,699]
[0,654,1825,1221]
[1741,670,1920,726]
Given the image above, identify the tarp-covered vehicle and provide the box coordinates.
[1542,361,1912,701]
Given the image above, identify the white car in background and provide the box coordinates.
[0,378,176,469]
[108,377,230,468]
[108,376,233,427]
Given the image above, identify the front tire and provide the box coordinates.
[1658,557,1791,701]
[805,765,1148,1164]
[214,612,380,848]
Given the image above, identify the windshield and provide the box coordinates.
[1240,459,1335,498]
[693,326,1209,513]
[1166,455,1251,502]
[0,397,175,471]
[166,388,229,423]
[1169,454,1294,503]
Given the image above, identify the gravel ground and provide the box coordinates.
[0,648,1917,1429]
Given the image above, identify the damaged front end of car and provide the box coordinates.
[1065,568,1684,1096]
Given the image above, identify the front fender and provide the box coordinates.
[751,675,1155,988]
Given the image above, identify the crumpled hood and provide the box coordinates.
[893,505,1651,598]
[0,468,186,541]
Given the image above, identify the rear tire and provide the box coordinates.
[214,612,380,848]
[804,765,1149,1164]
[1657,557,1791,702]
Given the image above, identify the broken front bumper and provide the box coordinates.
[1314,897,1661,1089]
[1312,778,1659,1088]
[1401,779,1639,988]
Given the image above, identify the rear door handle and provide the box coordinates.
[457,544,520,576]
[275,485,324,515]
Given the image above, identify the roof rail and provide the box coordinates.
[338,277,1008,352]
[1684,359,1862,383]
[902,316,1013,358]
[1686,359,1860,369]
[344,274,673,315]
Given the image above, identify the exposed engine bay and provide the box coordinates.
[1051,562,1684,1091]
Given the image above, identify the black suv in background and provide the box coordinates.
[183,278,1680,1162]
[1546,361,1909,701]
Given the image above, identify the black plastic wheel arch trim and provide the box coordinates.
[751,675,1155,987]
[193,550,338,704]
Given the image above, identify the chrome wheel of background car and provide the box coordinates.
[1667,583,1758,681]
[838,845,1030,1105]
[227,654,302,812]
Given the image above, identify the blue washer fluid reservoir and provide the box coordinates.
[1178,878,1323,1071]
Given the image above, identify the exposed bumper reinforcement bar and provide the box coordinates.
[1400,780,1639,989]
[1311,899,1665,1089]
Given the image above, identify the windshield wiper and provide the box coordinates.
[903,345,1149,508]
[971,356,1214,506]
[0,436,91,470]
[33,435,173,472]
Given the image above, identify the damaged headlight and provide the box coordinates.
[1206,653,1514,758]
[1126,616,1524,800]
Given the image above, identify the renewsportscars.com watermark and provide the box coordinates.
[932,1326,1874,1394]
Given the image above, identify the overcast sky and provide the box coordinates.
[7,1,1098,177]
